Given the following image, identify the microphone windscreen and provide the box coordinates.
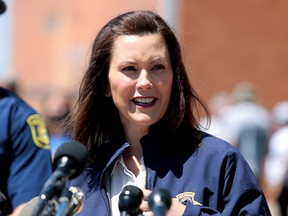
[0,0,6,15]
[53,141,88,178]
[18,197,40,216]
[148,188,172,210]
[118,185,143,214]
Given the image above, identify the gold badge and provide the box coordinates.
[176,192,202,206]
[26,114,50,149]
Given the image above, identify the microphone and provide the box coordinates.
[118,185,143,216]
[55,188,73,216]
[148,188,172,216]
[66,186,85,216]
[19,187,85,216]
[0,191,7,213]
[32,141,88,216]
[0,0,6,15]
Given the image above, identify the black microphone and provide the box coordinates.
[148,188,172,216]
[55,188,73,216]
[118,185,143,216]
[32,141,88,216]
[0,0,6,15]
[19,186,85,216]
[0,191,7,213]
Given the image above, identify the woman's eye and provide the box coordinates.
[122,66,137,72]
[152,64,165,70]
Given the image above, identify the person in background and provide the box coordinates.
[221,82,271,179]
[66,10,271,215]
[263,101,288,216]
[0,2,53,215]
[200,91,234,144]
[40,90,72,157]
[0,86,53,216]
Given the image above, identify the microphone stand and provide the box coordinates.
[55,188,73,216]
[32,172,66,216]
[40,199,58,216]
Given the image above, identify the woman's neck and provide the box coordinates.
[122,128,147,175]
[122,147,143,176]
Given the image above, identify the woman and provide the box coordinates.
[67,10,271,215]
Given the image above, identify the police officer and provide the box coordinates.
[0,86,53,215]
[0,2,53,215]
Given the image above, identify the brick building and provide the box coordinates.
[2,0,288,111]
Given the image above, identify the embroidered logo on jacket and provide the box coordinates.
[26,114,50,149]
[176,192,202,206]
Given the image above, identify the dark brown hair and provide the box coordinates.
[68,10,209,154]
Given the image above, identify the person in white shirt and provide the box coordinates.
[263,101,288,216]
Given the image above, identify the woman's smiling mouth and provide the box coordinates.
[132,97,157,107]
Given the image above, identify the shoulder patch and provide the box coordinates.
[176,192,202,206]
[26,114,50,149]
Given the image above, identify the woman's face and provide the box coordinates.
[108,33,173,132]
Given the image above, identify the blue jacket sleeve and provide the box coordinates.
[182,152,271,215]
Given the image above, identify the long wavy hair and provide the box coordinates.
[67,10,209,161]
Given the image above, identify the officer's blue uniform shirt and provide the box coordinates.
[0,87,52,215]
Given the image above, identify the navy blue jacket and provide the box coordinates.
[68,125,271,215]
[0,87,52,214]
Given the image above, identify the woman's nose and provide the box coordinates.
[136,69,153,89]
